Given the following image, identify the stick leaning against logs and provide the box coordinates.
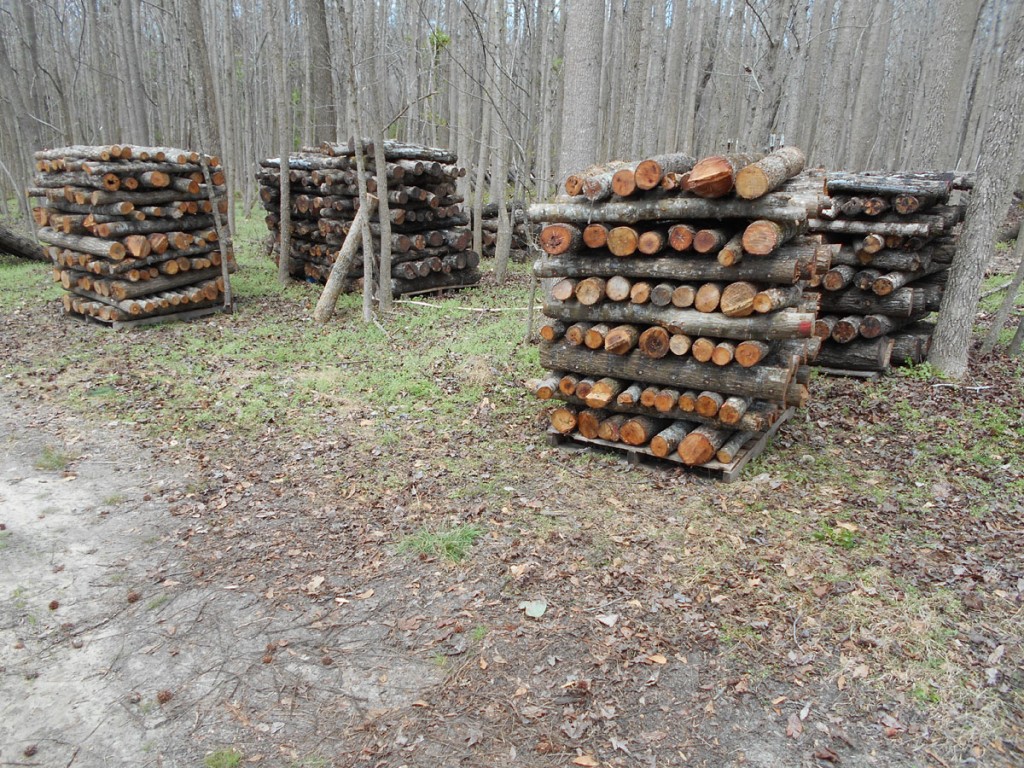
[257,140,480,297]
[29,144,234,325]
[528,146,828,475]
[807,171,969,371]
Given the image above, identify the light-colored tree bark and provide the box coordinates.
[556,0,604,183]
[930,6,1024,377]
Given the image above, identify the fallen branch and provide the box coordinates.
[0,221,46,262]
[313,196,377,323]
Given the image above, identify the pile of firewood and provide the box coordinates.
[257,140,481,296]
[807,172,970,371]
[469,201,534,259]
[28,144,232,324]
[528,147,833,476]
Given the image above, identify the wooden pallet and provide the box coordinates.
[547,407,794,483]
[68,303,230,330]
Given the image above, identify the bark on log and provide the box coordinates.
[540,341,798,402]
[718,396,751,425]
[544,299,815,340]
[617,383,644,406]
[716,431,754,463]
[684,153,763,198]
[539,320,567,342]
[734,147,806,200]
[832,315,863,344]
[37,227,126,259]
[539,223,582,255]
[720,281,758,317]
[635,153,697,190]
[0,223,45,261]
[650,422,693,457]
[678,425,733,465]
[528,194,815,225]
[825,173,953,198]
[742,219,806,255]
[753,285,803,314]
[814,336,894,371]
[717,233,745,266]
[639,325,672,358]
[528,376,561,400]
[597,413,630,442]
[823,264,857,291]
[620,416,666,446]
[859,313,900,338]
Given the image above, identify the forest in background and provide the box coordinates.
[0,0,1019,223]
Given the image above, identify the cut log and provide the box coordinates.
[534,248,819,285]
[539,320,567,342]
[668,224,696,252]
[694,228,729,254]
[720,281,759,318]
[813,315,838,340]
[616,382,644,406]
[37,227,126,260]
[575,277,607,305]
[607,226,640,257]
[650,422,693,458]
[690,337,716,363]
[823,264,857,291]
[558,374,580,396]
[586,378,624,409]
[597,413,629,442]
[716,431,754,463]
[620,416,665,446]
[0,223,45,261]
[654,388,681,413]
[528,194,816,225]
[629,281,652,304]
[575,378,597,400]
[734,146,806,199]
[637,229,667,255]
[550,406,578,434]
[818,286,923,317]
[684,153,763,198]
[814,336,894,371]
[650,282,676,307]
[604,324,640,355]
[551,277,577,301]
[753,285,803,314]
[584,323,611,349]
[832,315,863,344]
[718,396,751,425]
[695,282,724,313]
[696,391,725,418]
[825,173,953,198]
[678,425,733,465]
[539,223,582,255]
[640,386,660,407]
[578,408,609,439]
[742,219,805,255]
[611,166,639,197]
[529,375,560,400]
[638,325,672,358]
[716,233,745,266]
[544,299,815,340]
[735,340,771,367]
[605,275,633,302]
[711,341,736,366]
[677,390,699,412]
[669,333,693,356]
[862,197,889,216]
[671,284,697,308]
[859,234,886,254]
[583,223,610,248]
[540,341,799,402]
[565,321,592,346]
[635,153,697,190]
[858,314,900,339]
[854,269,883,291]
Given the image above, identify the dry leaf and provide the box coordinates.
[786,713,803,739]
[519,599,547,618]
[648,654,668,665]
[306,575,325,593]
[355,589,374,599]
[572,756,600,767]
[596,614,619,627]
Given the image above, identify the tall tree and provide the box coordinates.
[929,6,1024,378]
[556,0,604,183]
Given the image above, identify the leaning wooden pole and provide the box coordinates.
[313,197,377,323]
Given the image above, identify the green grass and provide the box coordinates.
[204,748,242,768]
[0,255,63,311]
[34,446,75,471]
[398,523,483,563]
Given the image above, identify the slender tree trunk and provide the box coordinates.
[557,0,605,183]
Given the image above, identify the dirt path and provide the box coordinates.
[0,394,438,767]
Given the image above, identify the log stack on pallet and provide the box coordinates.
[28,144,232,326]
[257,140,481,296]
[528,147,832,479]
[807,172,970,373]
[469,202,534,260]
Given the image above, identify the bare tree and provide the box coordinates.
[556,0,604,182]
[929,5,1024,378]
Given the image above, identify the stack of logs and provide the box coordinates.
[28,144,231,324]
[469,202,534,259]
[258,140,481,296]
[807,172,970,372]
[528,147,833,473]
